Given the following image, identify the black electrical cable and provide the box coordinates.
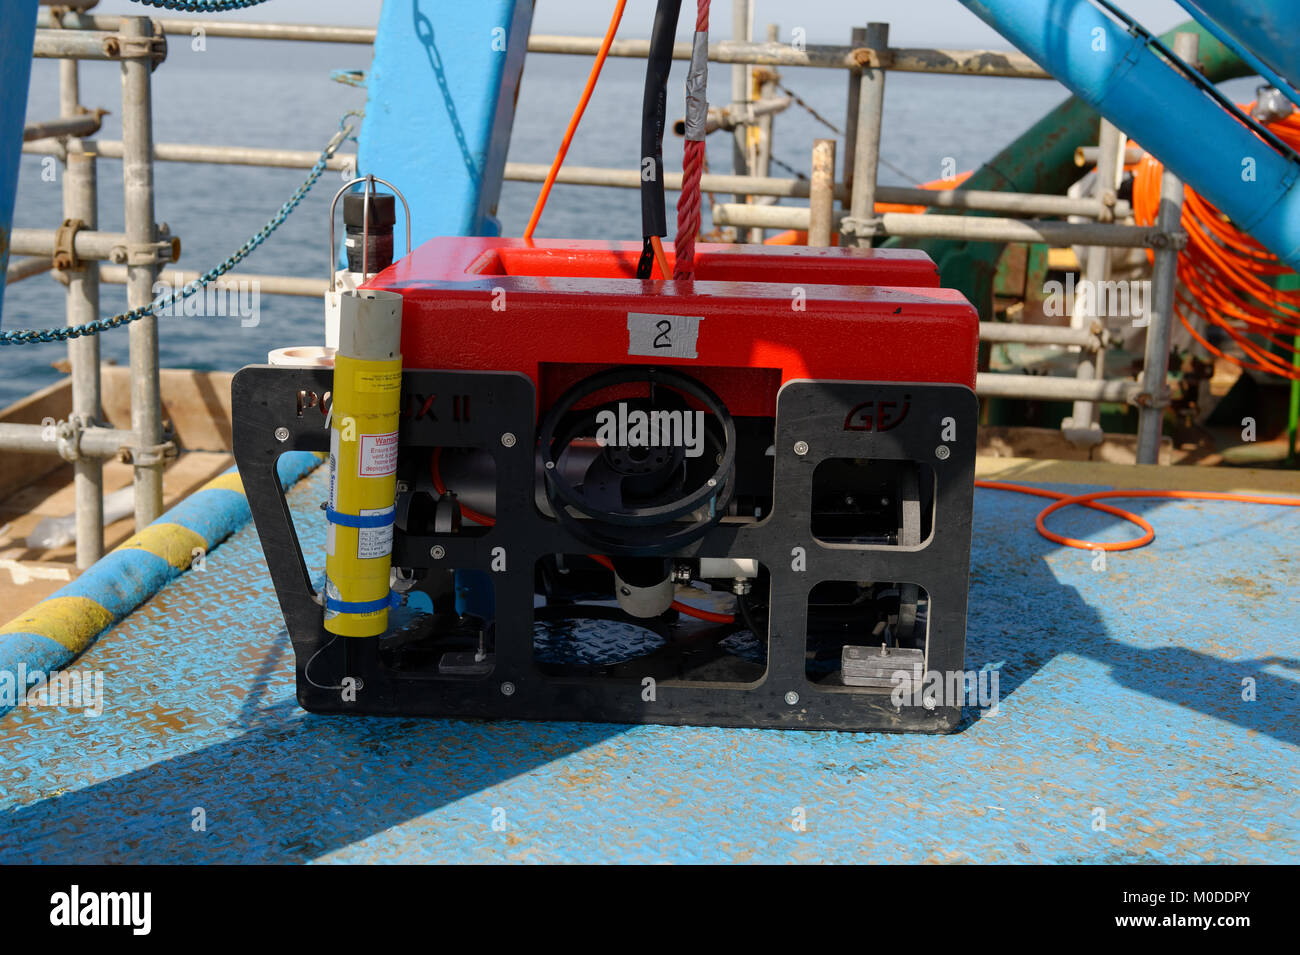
[637,0,684,279]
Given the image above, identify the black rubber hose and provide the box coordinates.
[639,0,683,245]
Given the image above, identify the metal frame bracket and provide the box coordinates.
[120,440,177,468]
[124,237,174,267]
[838,215,881,239]
[850,46,894,69]
[102,32,167,70]
[52,217,85,274]
[55,417,83,463]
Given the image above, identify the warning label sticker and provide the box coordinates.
[358,431,399,477]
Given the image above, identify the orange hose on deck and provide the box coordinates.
[975,480,1300,551]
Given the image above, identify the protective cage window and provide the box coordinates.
[811,458,935,547]
[532,554,770,685]
[804,580,931,689]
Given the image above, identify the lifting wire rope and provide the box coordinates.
[672,0,711,281]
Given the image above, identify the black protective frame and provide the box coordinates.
[232,366,976,732]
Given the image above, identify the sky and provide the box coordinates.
[87,0,1204,48]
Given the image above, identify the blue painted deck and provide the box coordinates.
[0,466,1296,863]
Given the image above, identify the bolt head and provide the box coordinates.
[274,426,290,443]
[430,545,446,560]
[784,691,800,706]
[500,681,516,697]
[500,432,517,448]
[935,445,950,460]
[793,440,809,456]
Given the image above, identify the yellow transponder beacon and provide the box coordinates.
[325,289,403,637]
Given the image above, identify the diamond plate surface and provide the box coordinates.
[0,470,1296,863]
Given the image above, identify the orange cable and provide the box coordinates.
[649,235,670,279]
[1129,107,1300,380]
[522,0,627,239]
[430,448,497,527]
[975,480,1300,552]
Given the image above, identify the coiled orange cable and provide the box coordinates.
[1130,106,1300,380]
[975,479,1300,551]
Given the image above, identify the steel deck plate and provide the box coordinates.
[1,467,1296,864]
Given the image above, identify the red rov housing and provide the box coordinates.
[233,237,980,732]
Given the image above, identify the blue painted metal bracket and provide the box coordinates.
[0,0,39,325]
[960,0,1300,269]
[357,0,535,242]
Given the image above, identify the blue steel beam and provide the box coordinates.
[357,0,534,243]
[1179,1,1300,99]
[0,0,39,324]
[958,0,1300,270]
[1172,1,1300,112]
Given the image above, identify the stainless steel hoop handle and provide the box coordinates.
[328,174,413,292]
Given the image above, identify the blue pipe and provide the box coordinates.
[0,0,39,325]
[959,0,1300,270]
[1172,1,1300,112]
[1179,1,1300,99]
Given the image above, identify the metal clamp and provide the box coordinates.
[838,215,881,239]
[102,31,167,70]
[850,46,894,69]
[124,238,175,267]
[120,440,177,467]
[52,217,85,273]
[110,232,177,268]
[1148,229,1188,251]
[1129,388,1170,411]
[55,416,83,463]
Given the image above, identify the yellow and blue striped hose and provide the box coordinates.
[0,451,322,713]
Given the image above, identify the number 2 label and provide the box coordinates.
[653,320,672,349]
[627,312,703,359]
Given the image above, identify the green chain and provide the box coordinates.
[1,123,353,347]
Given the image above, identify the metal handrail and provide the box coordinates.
[8,2,1183,541]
